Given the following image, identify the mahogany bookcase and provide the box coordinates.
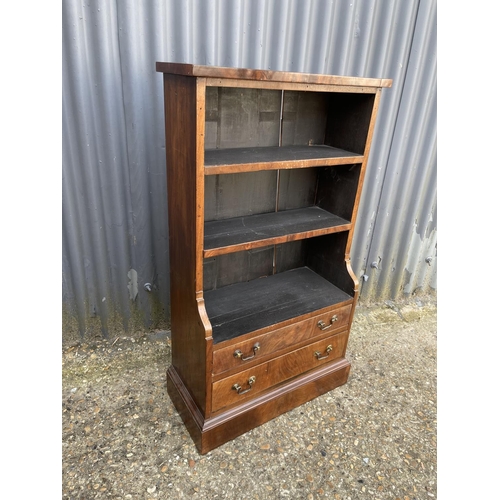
[156,62,392,454]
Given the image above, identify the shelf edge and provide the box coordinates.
[203,223,352,258]
[204,155,363,175]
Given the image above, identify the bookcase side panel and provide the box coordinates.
[315,165,362,221]
[325,93,376,155]
[343,89,382,256]
[306,232,356,297]
[164,74,209,413]
[204,171,277,221]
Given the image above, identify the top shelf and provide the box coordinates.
[204,145,362,175]
[156,62,393,89]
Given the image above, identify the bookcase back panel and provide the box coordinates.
[203,246,274,292]
[205,87,282,149]
[203,233,355,295]
[204,171,277,221]
[277,169,318,211]
[281,91,328,146]
[274,240,308,274]
[205,165,361,224]
[280,91,375,155]
[205,88,375,163]
[204,243,307,292]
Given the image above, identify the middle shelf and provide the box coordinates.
[204,145,363,175]
[204,206,351,257]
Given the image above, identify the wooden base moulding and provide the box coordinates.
[167,359,351,455]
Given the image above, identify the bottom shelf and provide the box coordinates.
[204,266,352,344]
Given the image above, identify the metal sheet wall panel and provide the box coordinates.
[356,0,437,300]
[62,0,436,340]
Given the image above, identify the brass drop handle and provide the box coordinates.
[232,376,256,395]
[317,315,338,330]
[234,343,260,361]
[314,345,333,360]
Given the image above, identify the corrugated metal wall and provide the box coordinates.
[62,0,436,341]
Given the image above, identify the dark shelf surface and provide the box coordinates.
[204,267,352,344]
[204,145,362,173]
[204,206,350,256]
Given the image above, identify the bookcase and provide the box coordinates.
[156,63,392,454]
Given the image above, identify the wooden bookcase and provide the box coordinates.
[156,63,392,454]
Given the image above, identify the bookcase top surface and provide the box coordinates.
[156,62,392,88]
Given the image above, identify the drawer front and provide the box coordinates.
[211,330,348,412]
[213,304,351,375]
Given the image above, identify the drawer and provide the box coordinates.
[212,304,352,375]
[211,330,348,412]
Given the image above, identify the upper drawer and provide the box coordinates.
[211,330,348,413]
[212,303,352,376]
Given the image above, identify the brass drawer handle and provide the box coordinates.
[232,376,256,395]
[314,345,333,360]
[234,343,260,361]
[317,315,338,330]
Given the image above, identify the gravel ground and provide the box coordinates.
[62,297,437,499]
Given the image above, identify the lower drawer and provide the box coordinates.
[211,330,348,412]
[212,303,352,375]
